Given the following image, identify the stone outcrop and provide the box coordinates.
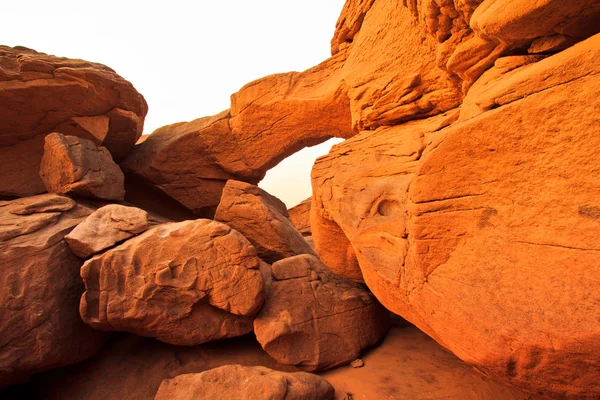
[65,204,149,258]
[155,365,335,400]
[40,133,125,201]
[254,254,390,371]
[0,46,147,198]
[311,33,600,398]
[79,219,265,345]
[0,194,106,387]
[215,180,316,263]
[288,197,311,236]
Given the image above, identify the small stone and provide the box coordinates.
[350,359,364,368]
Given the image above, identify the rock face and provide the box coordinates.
[79,219,265,345]
[311,34,600,398]
[254,254,390,371]
[288,197,311,236]
[155,365,335,400]
[0,46,147,198]
[214,180,316,263]
[40,133,125,201]
[65,204,149,258]
[0,194,106,387]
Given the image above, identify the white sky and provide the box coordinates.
[2,0,346,208]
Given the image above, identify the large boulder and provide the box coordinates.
[0,194,106,387]
[65,204,150,258]
[0,46,147,198]
[214,180,316,263]
[154,365,335,400]
[311,34,600,398]
[288,197,311,236]
[79,219,266,345]
[254,254,390,371]
[40,133,125,201]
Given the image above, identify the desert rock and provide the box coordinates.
[80,219,265,345]
[0,46,147,198]
[65,204,149,258]
[254,254,390,371]
[215,180,316,263]
[154,365,335,400]
[40,133,125,201]
[0,194,106,387]
[288,197,312,236]
[311,34,600,398]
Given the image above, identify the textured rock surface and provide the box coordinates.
[80,219,265,345]
[254,254,390,371]
[0,194,106,387]
[40,133,125,201]
[215,180,316,263]
[288,197,312,236]
[0,46,147,197]
[312,34,600,398]
[155,365,335,400]
[65,204,149,258]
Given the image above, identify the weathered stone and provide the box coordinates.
[80,219,265,345]
[288,197,312,236]
[40,133,125,201]
[155,365,335,400]
[254,254,390,371]
[65,204,149,258]
[0,45,147,197]
[215,180,316,263]
[0,194,106,387]
[311,34,600,398]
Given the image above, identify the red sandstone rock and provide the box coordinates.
[79,219,265,345]
[214,180,316,263]
[65,204,149,258]
[40,133,125,201]
[154,365,335,400]
[311,34,600,398]
[254,254,390,371]
[288,197,311,236]
[0,46,147,198]
[0,194,106,387]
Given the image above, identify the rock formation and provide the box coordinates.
[154,365,335,400]
[215,180,316,263]
[288,197,311,236]
[65,204,149,258]
[40,133,125,201]
[0,46,147,198]
[79,219,265,345]
[0,194,106,387]
[254,254,390,371]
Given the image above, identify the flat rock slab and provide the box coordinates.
[155,365,335,400]
[65,204,149,258]
[80,219,266,345]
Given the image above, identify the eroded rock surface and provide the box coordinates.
[0,46,147,197]
[215,180,316,263]
[65,204,149,258]
[40,133,125,201]
[155,365,335,400]
[288,197,311,236]
[311,34,600,398]
[0,194,106,387]
[254,254,390,371]
[80,219,265,345]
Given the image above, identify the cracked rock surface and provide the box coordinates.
[79,219,266,345]
[40,133,125,201]
[311,33,600,398]
[215,180,316,263]
[154,365,335,400]
[254,254,390,371]
[65,204,150,258]
[0,194,106,387]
